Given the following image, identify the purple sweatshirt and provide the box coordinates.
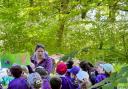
[7,77,29,89]
[31,53,52,74]
[95,74,108,83]
[58,75,74,89]
[42,78,51,89]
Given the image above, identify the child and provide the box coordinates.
[79,61,97,85]
[95,63,114,83]
[50,77,62,89]
[69,66,80,89]
[21,65,29,79]
[56,62,72,89]
[0,68,13,86]
[27,72,42,89]
[8,65,30,89]
[35,66,51,89]
[66,60,74,80]
[26,65,34,74]
[76,70,91,89]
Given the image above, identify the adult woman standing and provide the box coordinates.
[31,44,52,75]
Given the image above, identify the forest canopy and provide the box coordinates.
[0,0,128,63]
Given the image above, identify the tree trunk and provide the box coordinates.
[29,0,34,7]
[108,1,118,49]
[56,0,69,51]
[122,34,128,61]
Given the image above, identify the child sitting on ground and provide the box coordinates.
[76,70,91,89]
[8,65,30,89]
[0,68,13,86]
[50,77,62,89]
[21,65,29,79]
[69,66,80,89]
[27,72,42,89]
[35,66,51,89]
[95,63,114,83]
[56,62,73,89]
[66,60,74,80]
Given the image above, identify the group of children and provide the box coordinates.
[0,59,114,89]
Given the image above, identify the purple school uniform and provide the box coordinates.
[65,69,72,81]
[31,53,52,74]
[61,77,71,89]
[42,79,51,89]
[8,77,29,89]
[59,75,76,89]
[95,74,108,83]
[66,75,72,81]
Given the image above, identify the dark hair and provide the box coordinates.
[50,77,62,89]
[35,44,45,52]
[26,65,34,74]
[104,69,110,77]
[35,66,48,78]
[79,61,90,71]
[87,62,94,67]
[66,60,74,69]
[10,65,22,78]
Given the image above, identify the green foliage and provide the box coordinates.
[0,0,128,63]
[60,50,78,61]
[0,1,128,88]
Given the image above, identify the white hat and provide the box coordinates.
[76,69,89,81]
[100,63,114,73]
